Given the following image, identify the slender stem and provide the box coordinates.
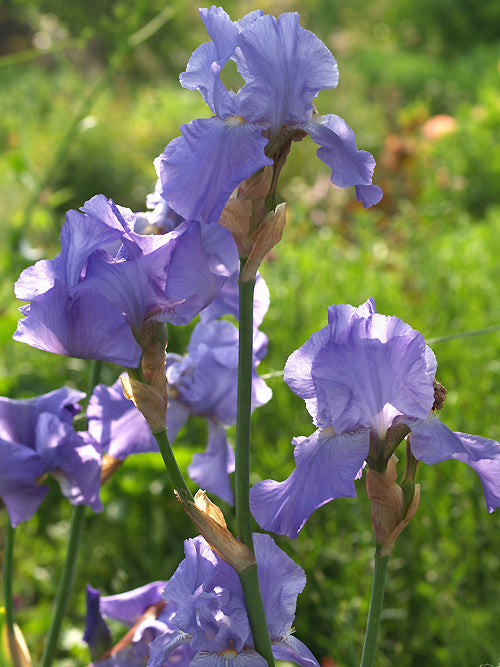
[235,264,275,667]
[360,554,390,667]
[153,429,194,502]
[235,271,256,551]
[3,522,21,667]
[238,566,276,667]
[40,504,86,667]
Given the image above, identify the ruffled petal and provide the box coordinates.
[236,13,338,129]
[155,117,272,224]
[250,428,369,538]
[305,115,382,206]
[191,648,267,667]
[410,417,500,512]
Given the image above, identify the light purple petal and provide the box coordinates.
[271,634,320,667]
[191,649,267,667]
[163,536,219,609]
[305,115,382,203]
[101,581,167,626]
[235,13,338,129]
[155,117,272,224]
[250,428,369,538]
[188,420,234,504]
[0,440,49,526]
[0,386,84,446]
[285,305,436,435]
[409,417,500,512]
[148,631,195,667]
[36,413,103,513]
[87,379,157,459]
[13,281,142,367]
[253,534,305,638]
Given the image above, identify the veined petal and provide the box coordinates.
[236,13,338,129]
[188,420,235,505]
[148,630,194,667]
[306,114,382,206]
[250,428,369,538]
[155,117,272,224]
[191,648,267,667]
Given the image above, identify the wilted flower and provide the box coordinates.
[250,298,500,538]
[155,7,382,225]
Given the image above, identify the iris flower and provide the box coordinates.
[148,533,319,667]
[250,298,500,538]
[14,196,223,367]
[155,7,382,225]
[0,387,102,526]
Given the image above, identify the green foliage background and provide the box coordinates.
[0,0,499,666]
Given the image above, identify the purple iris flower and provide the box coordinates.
[155,7,382,225]
[14,195,224,367]
[166,319,272,503]
[84,581,191,667]
[148,533,319,667]
[249,298,500,538]
[0,387,102,526]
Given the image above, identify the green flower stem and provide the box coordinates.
[235,272,256,550]
[40,504,86,667]
[40,359,103,667]
[235,265,275,667]
[3,522,20,667]
[238,566,275,667]
[360,553,390,667]
[153,429,194,502]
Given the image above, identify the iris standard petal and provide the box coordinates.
[250,428,369,538]
[155,116,272,224]
[236,13,338,129]
[100,582,167,627]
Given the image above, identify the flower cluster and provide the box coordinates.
[250,298,500,538]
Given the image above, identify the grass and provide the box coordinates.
[1,1,500,666]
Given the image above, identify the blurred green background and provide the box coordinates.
[0,0,499,666]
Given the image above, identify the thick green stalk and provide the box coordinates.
[153,429,194,502]
[360,554,390,667]
[235,272,256,550]
[40,504,86,667]
[235,265,274,667]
